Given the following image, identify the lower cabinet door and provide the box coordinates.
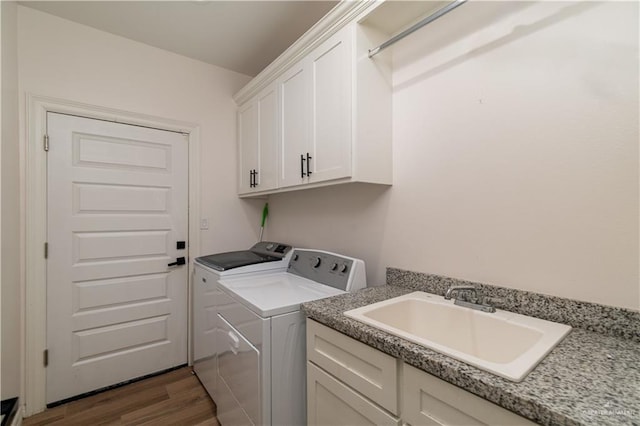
[402,363,536,426]
[307,362,400,426]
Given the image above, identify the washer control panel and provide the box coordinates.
[288,249,366,292]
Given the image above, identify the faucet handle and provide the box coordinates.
[445,285,498,313]
[482,296,504,307]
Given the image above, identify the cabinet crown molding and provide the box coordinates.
[233,0,377,105]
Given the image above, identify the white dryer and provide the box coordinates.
[214,249,366,426]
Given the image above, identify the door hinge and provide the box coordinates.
[44,242,48,259]
[43,134,50,152]
[44,349,49,367]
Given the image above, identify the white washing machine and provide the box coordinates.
[192,241,293,403]
[214,249,367,426]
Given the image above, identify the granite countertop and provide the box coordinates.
[302,285,640,426]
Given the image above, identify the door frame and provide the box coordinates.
[24,93,201,415]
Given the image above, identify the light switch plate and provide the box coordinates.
[200,218,209,230]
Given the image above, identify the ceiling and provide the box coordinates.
[19,1,338,77]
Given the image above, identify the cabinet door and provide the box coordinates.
[256,85,278,191]
[402,363,537,426]
[307,362,401,426]
[307,319,398,414]
[279,60,310,188]
[237,101,258,194]
[309,26,352,183]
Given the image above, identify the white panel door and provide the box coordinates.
[46,113,188,404]
[309,27,352,183]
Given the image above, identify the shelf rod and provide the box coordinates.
[368,0,468,58]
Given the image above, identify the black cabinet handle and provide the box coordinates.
[253,169,258,187]
[168,257,186,267]
[300,154,306,178]
[306,152,312,176]
[249,169,258,188]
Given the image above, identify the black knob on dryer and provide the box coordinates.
[313,257,321,268]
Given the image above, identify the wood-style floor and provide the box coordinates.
[23,367,219,426]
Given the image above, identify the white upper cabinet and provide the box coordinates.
[237,83,278,195]
[256,86,279,191]
[308,27,352,184]
[238,101,258,193]
[279,60,310,188]
[234,2,393,197]
[279,27,352,189]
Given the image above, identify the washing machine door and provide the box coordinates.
[216,313,262,426]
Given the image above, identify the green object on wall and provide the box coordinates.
[259,203,269,241]
[261,203,269,227]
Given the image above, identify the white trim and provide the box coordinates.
[24,94,201,415]
[233,0,377,105]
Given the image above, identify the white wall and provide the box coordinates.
[17,5,259,258]
[2,0,21,400]
[267,1,639,310]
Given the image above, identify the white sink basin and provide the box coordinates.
[344,291,571,381]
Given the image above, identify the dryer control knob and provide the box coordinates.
[330,263,338,271]
[313,257,322,268]
[340,264,348,273]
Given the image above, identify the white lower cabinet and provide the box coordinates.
[306,318,398,414]
[307,362,401,426]
[306,319,537,426]
[403,363,537,426]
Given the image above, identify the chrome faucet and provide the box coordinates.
[444,285,477,301]
[444,285,496,313]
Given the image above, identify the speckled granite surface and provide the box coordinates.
[302,285,640,426]
[387,268,640,342]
